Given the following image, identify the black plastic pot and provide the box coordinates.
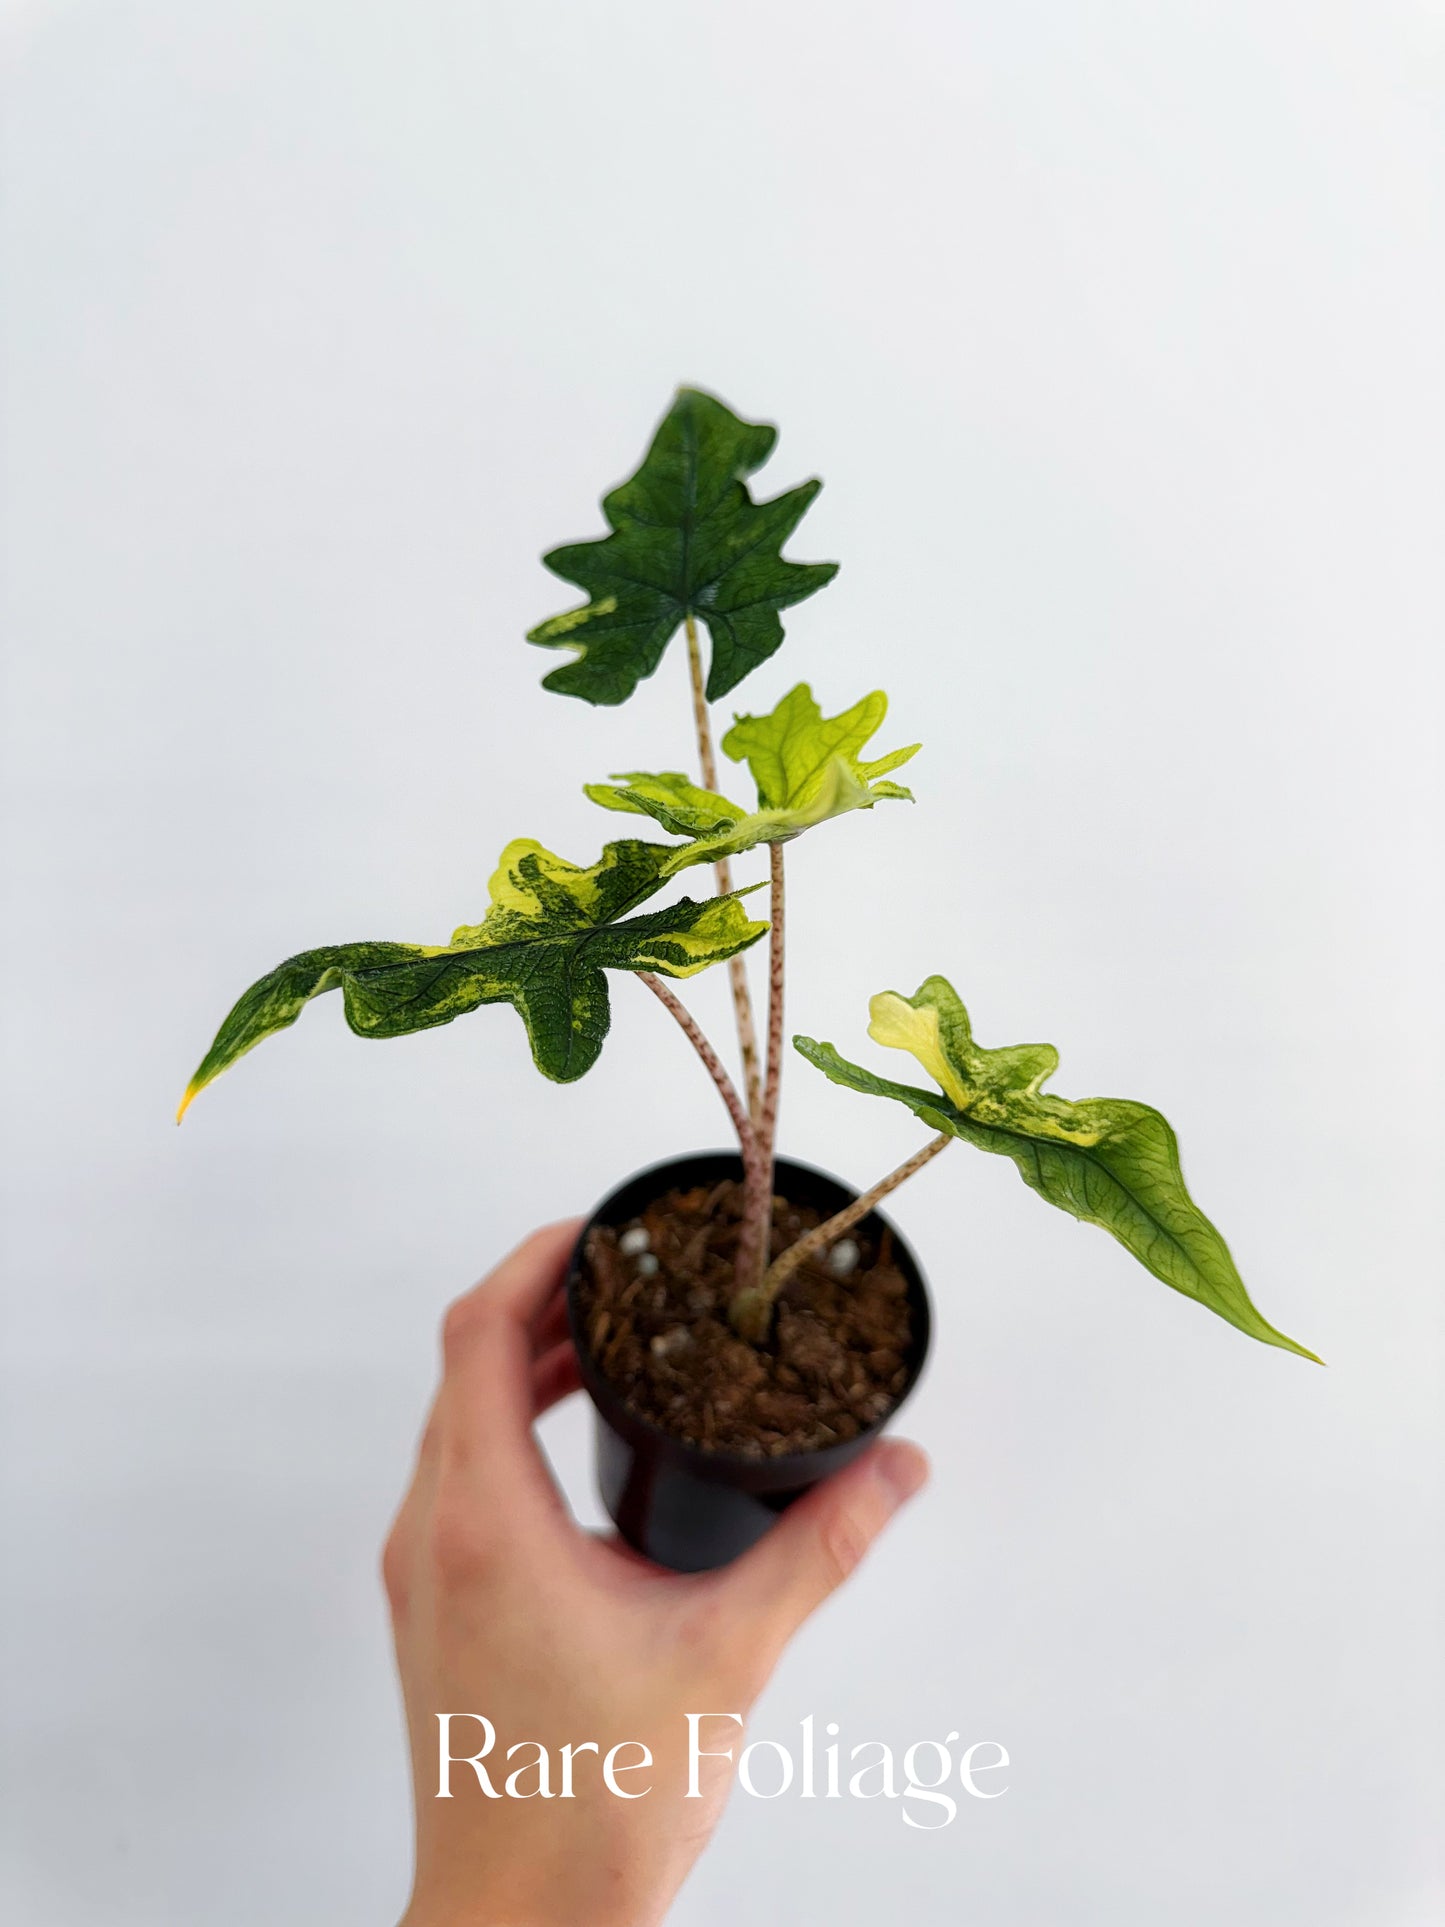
[564,1150,932,1573]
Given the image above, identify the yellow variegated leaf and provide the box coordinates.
[795,976,1318,1362]
[584,683,920,876]
[721,682,918,812]
[178,838,766,1115]
[582,772,746,840]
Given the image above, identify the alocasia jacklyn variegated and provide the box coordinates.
[182,385,1314,1366]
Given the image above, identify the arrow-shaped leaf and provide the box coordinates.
[528,388,838,706]
[584,684,919,872]
[178,838,767,1116]
[794,975,1318,1361]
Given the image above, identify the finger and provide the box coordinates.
[530,1282,572,1356]
[440,1220,581,1403]
[436,1218,582,1493]
[531,1337,583,1417]
[716,1440,929,1647]
[443,1220,583,1348]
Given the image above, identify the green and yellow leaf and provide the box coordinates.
[794,976,1318,1361]
[582,771,747,842]
[722,682,919,813]
[585,684,919,873]
[177,838,766,1117]
[527,388,837,706]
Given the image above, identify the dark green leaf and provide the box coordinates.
[528,388,837,705]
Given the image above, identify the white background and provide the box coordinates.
[2,4,1441,1922]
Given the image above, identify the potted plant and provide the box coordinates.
[179,386,1318,1572]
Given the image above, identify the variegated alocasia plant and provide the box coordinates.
[181,386,1315,1369]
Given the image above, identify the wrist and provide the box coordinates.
[403,1894,667,1927]
[402,1854,675,1927]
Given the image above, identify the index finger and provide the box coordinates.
[436,1218,583,1473]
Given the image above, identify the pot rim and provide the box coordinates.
[564,1148,933,1485]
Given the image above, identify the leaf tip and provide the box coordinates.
[1251,1310,1323,1365]
[175,1081,200,1125]
[1251,1317,1323,1365]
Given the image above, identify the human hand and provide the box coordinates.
[383,1220,929,1927]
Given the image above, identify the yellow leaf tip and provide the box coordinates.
[175,1084,199,1125]
[1278,1332,1324,1365]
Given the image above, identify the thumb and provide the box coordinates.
[720,1439,930,1648]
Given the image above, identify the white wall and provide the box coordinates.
[2,4,1440,1922]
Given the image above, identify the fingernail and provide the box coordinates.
[876,1441,930,1507]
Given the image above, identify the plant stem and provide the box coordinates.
[733,842,786,1310]
[638,972,760,1169]
[761,840,786,1160]
[684,613,762,1126]
[732,1133,952,1343]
